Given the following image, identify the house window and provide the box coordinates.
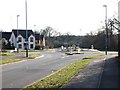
[18,44,22,48]
[30,37,33,42]
[18,37,22,42]
[30,44,33,49]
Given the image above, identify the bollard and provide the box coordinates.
[78,48,81,53]
[70,49,73,54]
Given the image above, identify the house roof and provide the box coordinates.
[35,34,44,40]
[12,29,34,38]
[2,32,12,40]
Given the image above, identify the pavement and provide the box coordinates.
[99,56,120,88]
[61,55,120,89]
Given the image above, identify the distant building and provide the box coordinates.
[35,34,45,47]
[2,32,12,41]
[1,32,12,46]
[2,29,45,50]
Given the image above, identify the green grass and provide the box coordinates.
[0,52,12,56]
[23,60,90,89]
[83,54,105,59]
[0,54,41,65]
[0,58,22,64]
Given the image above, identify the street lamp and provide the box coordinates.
[118,1,120,57]
[25,0,28,57]
[103,5,108,55]
[17,15,20,53]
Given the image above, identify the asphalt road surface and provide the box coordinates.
[2,49,102,88]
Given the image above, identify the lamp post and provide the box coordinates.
[103,5,108,55]
[25,0,28,57]
[118,1,120,57]
[17,15,20,53]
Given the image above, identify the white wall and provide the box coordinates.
[28,35,35,49]
[9,32,16,47]
[17,35,24,50]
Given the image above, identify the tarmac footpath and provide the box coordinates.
[60,55,120,89]
[98,56,120,88]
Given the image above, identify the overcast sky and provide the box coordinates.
[0,0,119,35]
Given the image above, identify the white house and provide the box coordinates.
[9,29,35,50]
[9,29,45,50]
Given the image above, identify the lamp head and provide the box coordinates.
[17,15,20,17]
[103,5,107,7]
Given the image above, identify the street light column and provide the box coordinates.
[103,5,108,55]
[118,1,120,57]
[17,15,20,53]
[25,0,28,57]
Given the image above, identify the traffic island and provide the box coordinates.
[65,53,73,55]
[65,49,73,55]
[65,52,84,55]
[65,48,84,55]
[73,52,84,54]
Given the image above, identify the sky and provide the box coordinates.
[0,0,120,35]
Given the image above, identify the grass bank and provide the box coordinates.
[23,60,90,89]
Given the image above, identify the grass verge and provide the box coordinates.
[23,60,90,90]
[83,54,105,59]
[0,58,22,64]
[0,52,12,56]
[0,54,41,65]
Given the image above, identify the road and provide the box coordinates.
[2,49,102,88]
